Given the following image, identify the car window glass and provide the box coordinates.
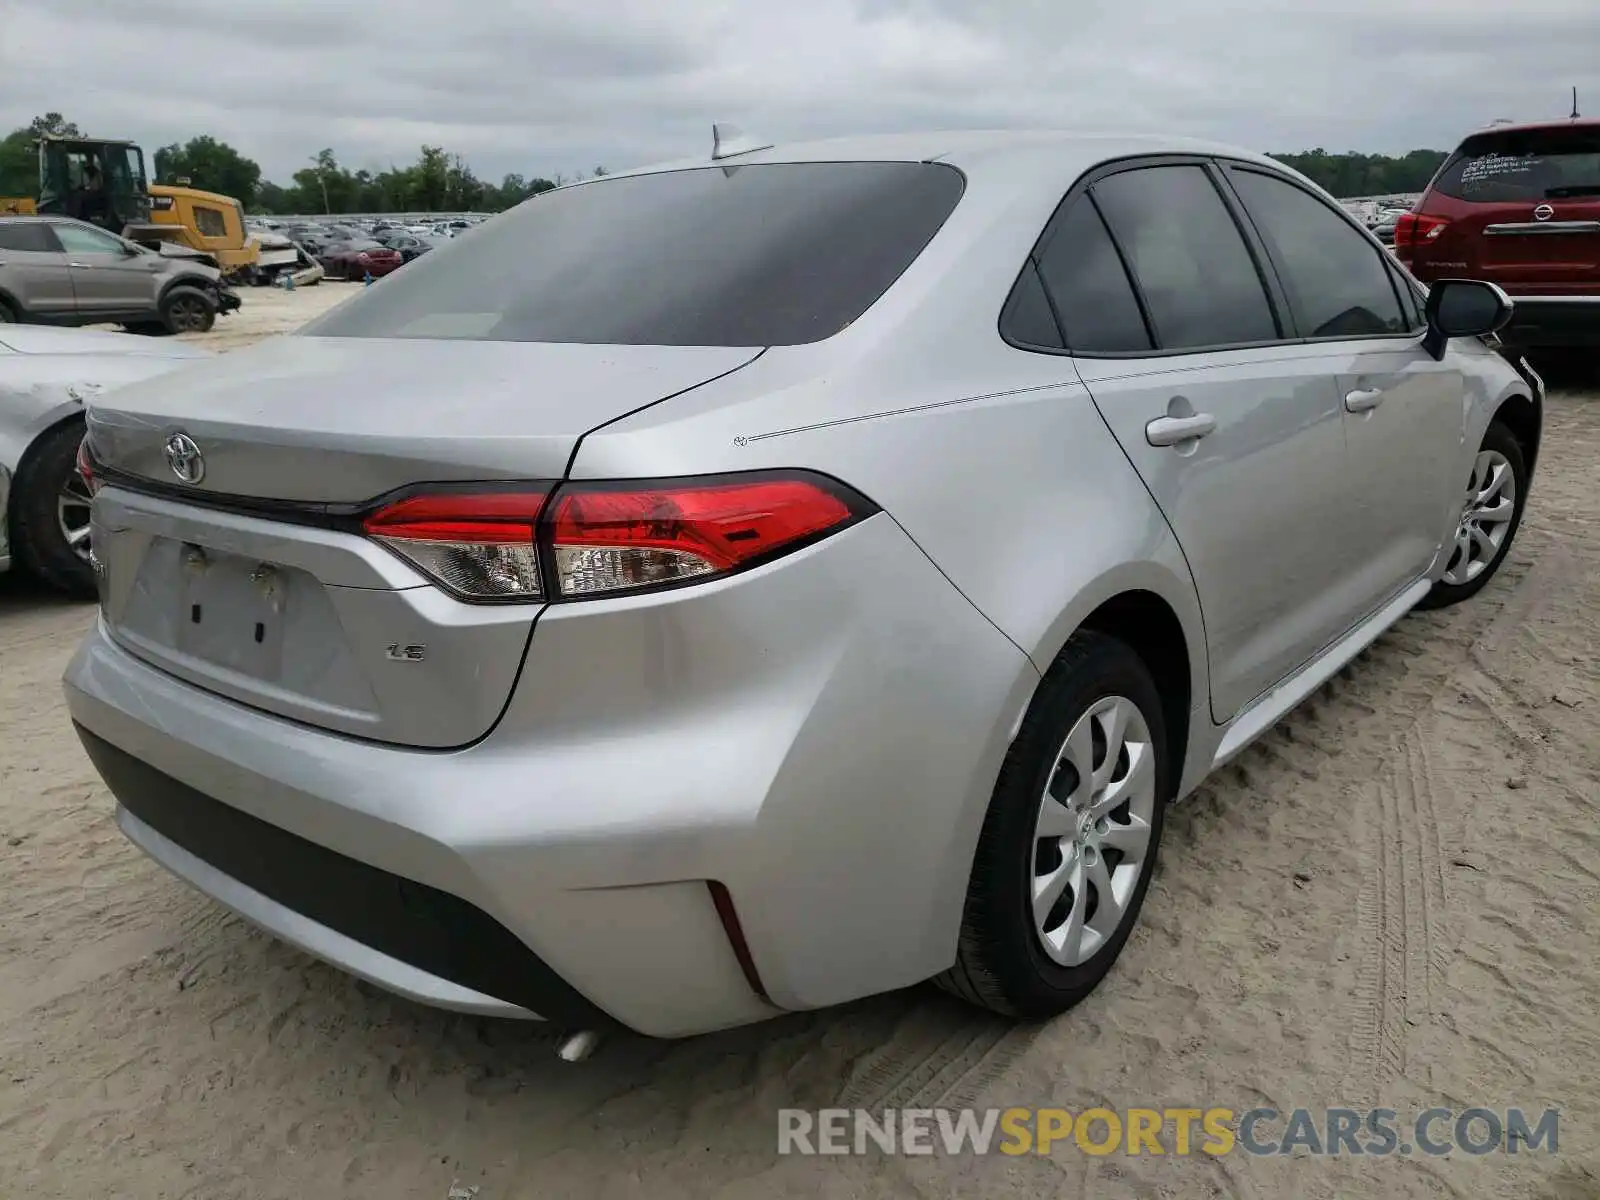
[0,223,58,252]
[999,260,1064,349]
[1032,197,1151,353]
[1230,169,1407,338]
[306,162,966,346]
[1385,259,1425,330]
[1091,166,1278,350]
[53,222,126,255]
[1431,127,1600,202]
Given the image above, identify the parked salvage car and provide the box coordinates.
[374,232,434,263]
[1398,117,1600,347]
[66,131,1541,1046]
[1,325,208,596]
[0,215,240,334]
[317,238,404,281]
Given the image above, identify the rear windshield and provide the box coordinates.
[304,161,965,346]
[1432,127,1600,202]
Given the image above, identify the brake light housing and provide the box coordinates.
[75,435,102,497]
[1393,211,1449,255]
[361,471,876,604]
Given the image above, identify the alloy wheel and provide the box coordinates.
[1031,694,1157,967]
[1442,449,1516,587]
[57,470,94,563]
[168,296,209,333]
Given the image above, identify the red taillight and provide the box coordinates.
[75,436,101,496]
[547,477,856,597]
[1394,212,1449,251]
[361,472,872,603]
[363,489,549,601]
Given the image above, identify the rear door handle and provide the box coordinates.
[1145,413,1217,447]
[1345,388,1384,413]
[68,262,92,269]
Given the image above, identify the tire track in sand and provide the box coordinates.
[1343,554,1551,1103]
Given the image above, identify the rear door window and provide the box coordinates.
[1228,167,1408,339]
[1090,165,1280,351]
[1030,196,1152,353]
[1431,127,1600,202]
[306,162,966,346]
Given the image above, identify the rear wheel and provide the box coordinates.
[160,289,216,335]
[1416,421,1527,609]
[938,631,1169,1018]
[11,420,97,599]
[0,296,17,323]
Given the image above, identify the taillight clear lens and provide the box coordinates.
[547,475,863,598]
[363,489,548,600]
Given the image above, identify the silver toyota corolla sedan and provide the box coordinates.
[64,130,1540,1041]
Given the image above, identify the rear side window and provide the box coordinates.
[999,261,1064,349]
[1229,169,1407,339]
[1032,197,1152,353]
[0,223,58,252]
[306,162,966,346]
[1091,166,1279,351]
[1431,127,1600,203]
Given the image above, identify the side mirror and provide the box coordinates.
[120,241,141,256]
[1422,278,1513,360]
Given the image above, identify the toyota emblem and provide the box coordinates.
[1533,203,1554,221]
[164,432,205,484]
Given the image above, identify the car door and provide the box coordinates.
[0,221,78,317]
[1040,160,1356,722]
[51,220,162,316]
[1223,165,1465,609]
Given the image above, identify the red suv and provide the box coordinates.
[1397,118,1600,347]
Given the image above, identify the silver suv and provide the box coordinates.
[66,131,1540,1041]
[0,215,238,335]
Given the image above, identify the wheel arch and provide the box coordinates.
[5,407,86,554]
[1491,388,1541,482]
[156,277,218,309]
[1077,590,1194,801]
[0,287,20,321]
[1023,559,1208,802]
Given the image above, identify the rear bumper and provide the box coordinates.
[1501,295,1600,349]
[64,515,1035,1036]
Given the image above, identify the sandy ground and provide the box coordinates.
[1,301,1596,1198]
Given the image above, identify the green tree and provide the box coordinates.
[152,135,263,206]
[1269,148,1449,198]
[0,112,84,201]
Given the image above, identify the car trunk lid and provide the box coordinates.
[86,336,760,747]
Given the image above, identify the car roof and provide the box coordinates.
[1462,116,1600,138]
[606,128,1289,181]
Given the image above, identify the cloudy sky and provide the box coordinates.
[3,0,1595,185]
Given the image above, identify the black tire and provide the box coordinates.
[0,297,16,323]
[1415,420,1528,610]
[11,420,97,600]
[937,630,1170,1019]
[160,288,216,335]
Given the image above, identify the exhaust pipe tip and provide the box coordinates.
[556,1030,602,1063]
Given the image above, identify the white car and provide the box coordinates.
[1,326,208,595]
